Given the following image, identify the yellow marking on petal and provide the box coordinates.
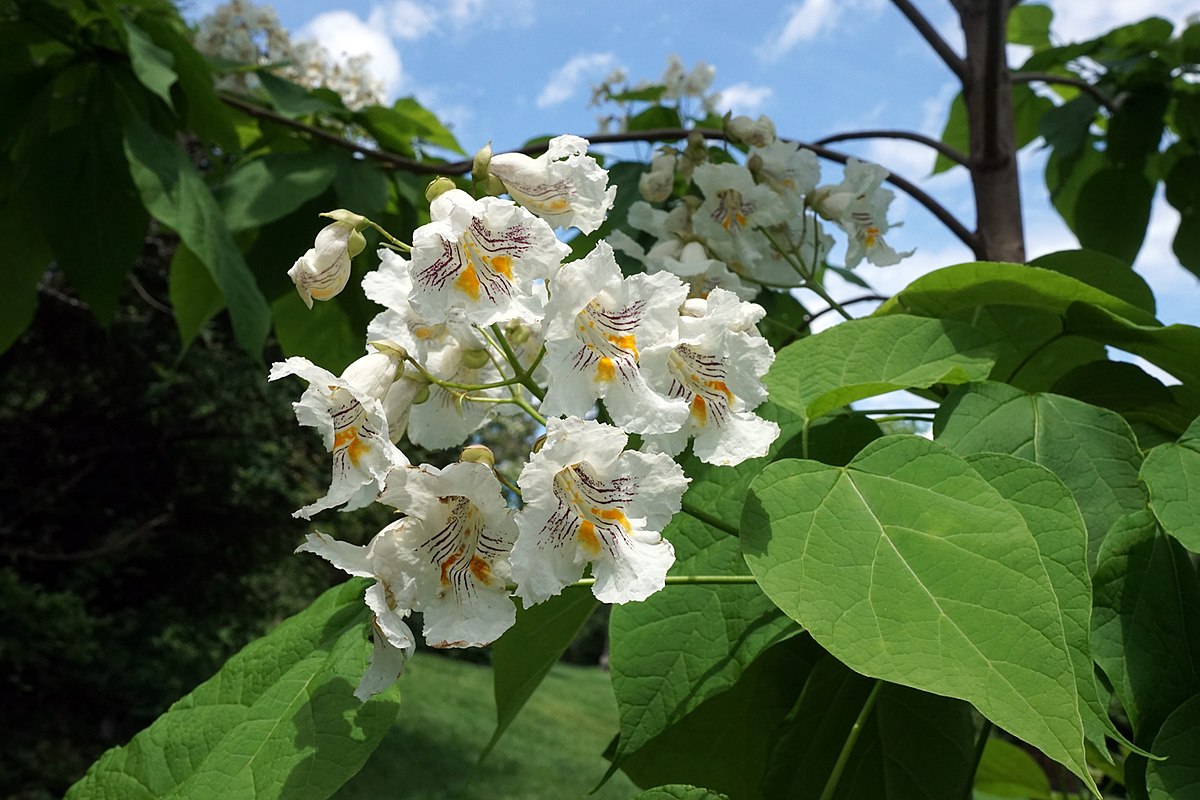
[548,198,570,212]
[455,264,482,299]
[333,426,370,467]
[597,357,616,382]
[469,555,493,585]
[439,548,464,586]
[578,520,601,556]
[606,333,638,359]
[705,379,733,403]
[691,395,708,425]
[489,254,513,279]
[595,507,631,532]
[864,227,881,248]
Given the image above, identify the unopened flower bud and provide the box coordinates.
[459,444,495,468]
[725,114,776,147]
[639,170,674,203]
[425,176,457,204]
[412,384,431,405]
[460,348,492,369]
[288,212,368,308]
[504,319,533,346]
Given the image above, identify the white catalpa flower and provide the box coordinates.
[540,241,690,435]
[726,114,776,148]
[641,288,780,466]
[288,209,367,308]
[692,163,786,276]
[489,135,617,234]
[376,461,517,648]
[269,347,408,518]
[609,233,756,302]
[296,532,416,700]
[750,140,820,210]
[810,158,913,268]
[365,249,515,449]
[511,417,688,605]
[408,189,566,326]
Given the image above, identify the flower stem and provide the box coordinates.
[366,220,411,251]
[818,680,883,800]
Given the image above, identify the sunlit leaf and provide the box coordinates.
[65,580,399,800]
[766,315,997,424]
[742,436,1098,793]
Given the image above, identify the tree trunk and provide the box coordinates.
[955,0,1026,262]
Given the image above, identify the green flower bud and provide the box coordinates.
[425,176,457,204]
[459,444,496,468]
[460,348,492,369]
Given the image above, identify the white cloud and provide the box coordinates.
[762,0,885,60]
[389,0,439,40]
[536,52,618,109]
[299,8,403,94]
[714,83,774,115]
[383,0,533,40]
[1048,0,1197,41]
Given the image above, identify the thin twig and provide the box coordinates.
[815,129,970,167]
[890,0,967,77]
[1011,71,1116,113]
[805,294,889,328]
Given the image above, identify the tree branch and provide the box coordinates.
[1011,71,1116,113]
[815,129,970,168]
[890,0,966,77]
[981,0,1005,164]
[219,94,980,255]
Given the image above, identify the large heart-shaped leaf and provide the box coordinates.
[742,436,1097,793]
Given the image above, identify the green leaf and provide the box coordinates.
[1145,695,1200,800]
[484,588,597,758]
[974,738,1053,800]
[1165,154,1200,278]
[766,315,997,425]
[965,452,1119,755]
[1008,4,1053,47]
[950,305,1104,391]
[610,403,804,761]
[741,436,1098,793]
[1092,511,1200,742]
[1051,360,1198,437]
[216,152,338,233]
[333,154,390,218]
[169,243,225,349]
[0,197,50,353]
[935,382,1147,567]
[135,14,238,151]
[357,105,419,157]
[609,85,669,103]
[1028,248,1155,315]
[257,72,346,117]
[627,105,683,132]
[631,786,729,800]
[1141,417,1200,553]
[618,638,819,800]
[271,291,362,374]
[123,120,270,355]
[121,17,176,110]
[876,261,1159,327]
[933,94,967,175]
[762,657,975,800]
[28,122,149,325]
[1073,166,1156,264]
[65,580,399,800]
[754,289,809,352]
[1063,303,1200,389]
[393,97,463,154]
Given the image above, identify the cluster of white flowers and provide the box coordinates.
[194,0,385,110]
[611,118,912,300]
[592,56,719,134]
[273,135,782,699]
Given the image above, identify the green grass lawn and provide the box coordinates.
[335,652,639,800]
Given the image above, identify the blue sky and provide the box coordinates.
[188,0,1199,378]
